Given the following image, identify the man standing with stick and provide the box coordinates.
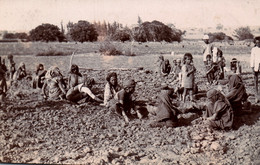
[250,36,260,103]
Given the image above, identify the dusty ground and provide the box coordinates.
[0,68,260,165]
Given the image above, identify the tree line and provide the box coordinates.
[1,19,256,43]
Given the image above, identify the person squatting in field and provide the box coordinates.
[161,59,171,76]
[204,89,233,130]
[13,62,27,81]
[250,36,260,103]
[42,66,67,100]
[66,75,103,104]
[225,74,249,115]
[68,64,82,89]
[109,79,142,123]
[181,53,196,102]
[0,57,8,103]
[32,64,47,89]
[149,85,180,128]
[101,72,121,107]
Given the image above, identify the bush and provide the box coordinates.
[208,32,233,42]
[233,27,254,40]
[36,50,71,56]
[99,41,122,55]
[133,20,184,42]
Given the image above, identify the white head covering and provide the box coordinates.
[203,35,209,40]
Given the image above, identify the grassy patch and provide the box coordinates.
[36,50,72,56]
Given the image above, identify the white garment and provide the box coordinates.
[78,83,95,99]
[250,47,260,72]
[203,44,212,62]
[212,47,218,63]
[103,83,116,106]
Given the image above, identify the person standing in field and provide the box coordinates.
[202,35,213,66]
[67,64,82,89]
[6,54,16,84]
[205,54,216,84]
[101,72,121,107]
[216,49,225,80]
[250,36,260,103]
[156,55,164,75]
[171,58,182,80]
[181,53,196,102]
[0,57,8,104]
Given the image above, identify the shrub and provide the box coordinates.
[36,50,71,56]
[233,27,254,40]
[99,41,122,55]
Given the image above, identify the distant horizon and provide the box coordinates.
[1,0,260,33]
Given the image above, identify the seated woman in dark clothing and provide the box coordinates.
[149,85,180,128]
[161,59,171,76]
[33,64,47,88]
[205,89,233,130]
[225,74,248,114]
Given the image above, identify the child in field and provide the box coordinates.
[230,58,242,74]
[68,64,82,89]
[216,50,225,79]
[149,85,179,128]
[13,62,27,81]
[171,58,182,80]
[0,57,8,103]
[109,79,142,123]
[6,54,16,83]
[205,54,215,84]
[156,55,164,74]
[66,75,103,103]
[181,53,196,102]
[161,59,171,76]
[101,72,121,107]
[42,66,67,100]
[32,64,47,88]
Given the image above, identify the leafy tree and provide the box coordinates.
[111,27,132,42]
[233,26,254,40]
[208,32,233,42]
[15,33,28,40]
[3,33,16,39]
[29,23,65,42]
[133,20,183,42]
[69,20,98,43]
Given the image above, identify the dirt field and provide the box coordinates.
[0,42,260,164]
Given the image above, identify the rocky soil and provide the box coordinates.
[0,68,260,165]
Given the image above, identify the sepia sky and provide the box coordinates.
[0,0,260,32]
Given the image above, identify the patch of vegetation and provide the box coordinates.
[36,50,71,56]
[99,41,123,55]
